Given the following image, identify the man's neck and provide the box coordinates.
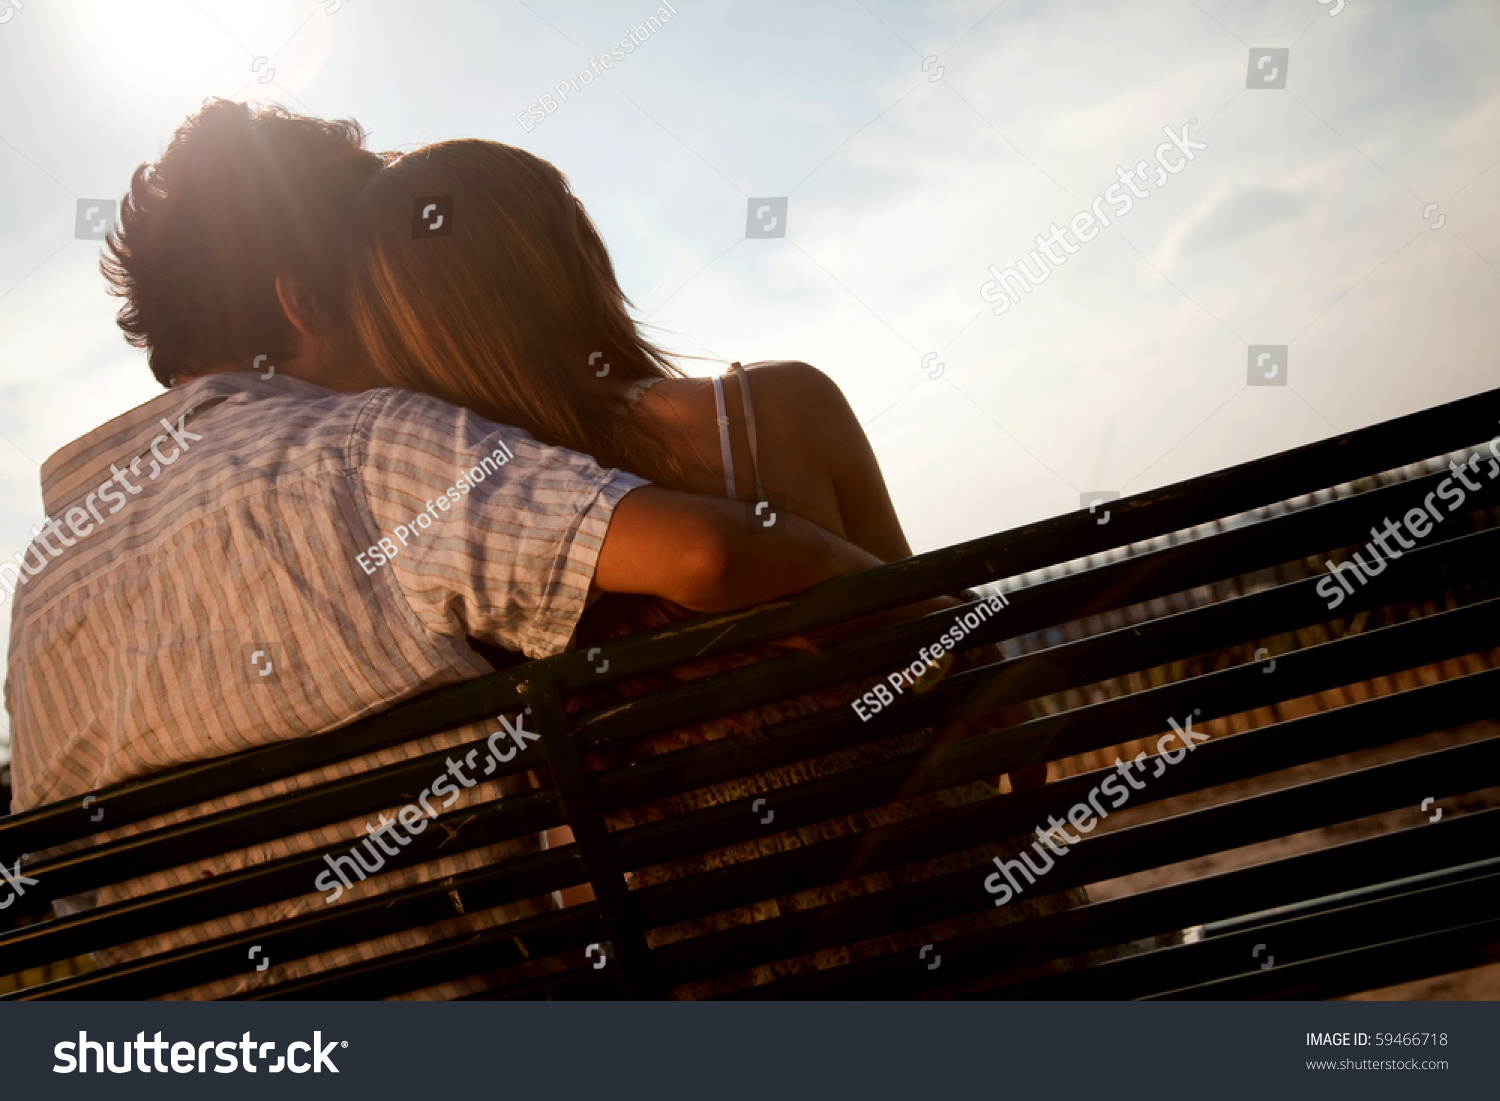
[175,356,345,391]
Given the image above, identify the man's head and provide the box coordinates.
[102,98,385,389]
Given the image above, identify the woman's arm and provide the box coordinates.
[765,362,914,563]
[594,485,883,610]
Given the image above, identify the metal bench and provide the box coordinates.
[3,385,1498,1000]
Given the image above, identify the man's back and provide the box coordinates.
[5,372,646,997]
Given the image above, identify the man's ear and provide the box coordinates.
[274,273,323,339]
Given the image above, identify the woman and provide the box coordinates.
[345,141,913,566]
[341,141,1064,996]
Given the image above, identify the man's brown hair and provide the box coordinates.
[103,98,384,386]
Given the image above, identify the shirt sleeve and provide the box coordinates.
[353,389,648,659]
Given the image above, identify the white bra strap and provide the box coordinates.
[712,374,736,499]
[728,362,764,503]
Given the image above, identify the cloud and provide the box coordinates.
[1177,186,1308,257]
[1,0,1498,589]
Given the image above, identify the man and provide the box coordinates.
[3,100,883,997]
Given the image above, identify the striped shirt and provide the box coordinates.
[4,372,646,997]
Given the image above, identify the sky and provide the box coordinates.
[1,0,1498,762]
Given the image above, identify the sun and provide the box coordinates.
[67,0,334,97]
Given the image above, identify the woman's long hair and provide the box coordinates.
[342,139,692,488]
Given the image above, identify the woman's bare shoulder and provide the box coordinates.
[740,359,841,396]
[638,362,859,457]
[739,360,905,557]
[740,361,859,443]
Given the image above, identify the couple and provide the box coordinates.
[6,100,1042,998]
